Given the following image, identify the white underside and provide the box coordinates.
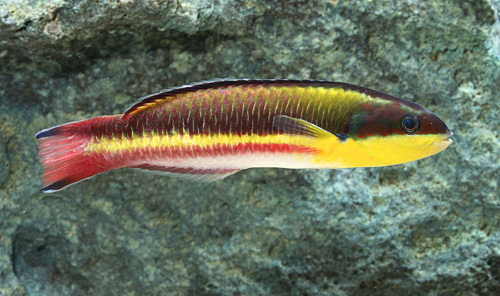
[143,151,318,170]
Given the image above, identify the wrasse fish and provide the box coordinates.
[36,79,453,192]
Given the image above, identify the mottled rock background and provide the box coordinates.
[1,0,499,295]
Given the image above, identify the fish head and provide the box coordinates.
[348,98,453,167]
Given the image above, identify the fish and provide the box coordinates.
[35,79,453,192]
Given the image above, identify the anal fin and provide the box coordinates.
[129,164,240,182]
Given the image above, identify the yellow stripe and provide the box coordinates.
[85,132,315,155]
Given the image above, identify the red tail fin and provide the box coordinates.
[35,118,113,192]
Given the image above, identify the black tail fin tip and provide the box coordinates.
[41,179,71,193]
[36,127,62,139]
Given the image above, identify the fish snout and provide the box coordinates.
[432,129,453,150]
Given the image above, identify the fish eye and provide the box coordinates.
[401,116,420,134]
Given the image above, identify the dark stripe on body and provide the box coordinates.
[115,84,348,140]
[85,79,447,143]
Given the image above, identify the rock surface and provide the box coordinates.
[1,0,500,295]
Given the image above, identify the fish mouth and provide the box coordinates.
[432,129,453,150]
[444,129,454,143]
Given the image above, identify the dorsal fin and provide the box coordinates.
[122,79,298,117]
[121,78,413,117]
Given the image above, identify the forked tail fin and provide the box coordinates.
[35,117,113,192]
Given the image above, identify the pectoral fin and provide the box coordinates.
[273,115,347,141]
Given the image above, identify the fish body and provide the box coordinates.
[36,79,453,192]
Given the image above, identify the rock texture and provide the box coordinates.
[1,0,500,295]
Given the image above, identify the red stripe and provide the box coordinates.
[93,142,317,165]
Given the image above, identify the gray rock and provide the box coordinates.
[1,0,499,295]
[0,132,9,187]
